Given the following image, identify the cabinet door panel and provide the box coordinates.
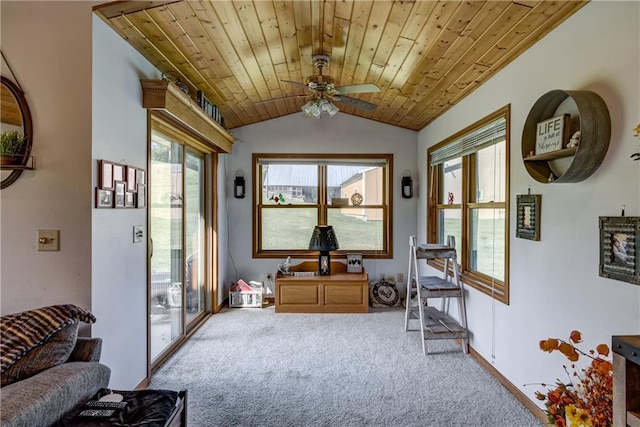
[325,283,365,305]
[279,284,319,305]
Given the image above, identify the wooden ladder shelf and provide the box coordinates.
[404,235,469,355]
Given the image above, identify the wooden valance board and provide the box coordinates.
[140,79,234,153]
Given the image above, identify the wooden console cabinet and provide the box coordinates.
[276,261,368,313]
[613,335,640,427]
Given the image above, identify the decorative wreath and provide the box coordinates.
[350,192,363,206]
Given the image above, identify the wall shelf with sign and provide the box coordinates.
[522,90,611,183]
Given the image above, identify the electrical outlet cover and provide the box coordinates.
[133,225,143,243]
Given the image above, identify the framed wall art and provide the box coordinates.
[113,163,125,183]
[114,181,126,208]
[599,216,639,286]
[136,184,146,208]
[346,253,363,273]
[95,188,113,208]
[136,168,146,186]
[98,160,114,190]
[516,194,541,241]
[126,166,137,192]
[125,191,135,208]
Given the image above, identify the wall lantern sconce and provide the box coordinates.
[401,170,413,199]
[234,171,245,199]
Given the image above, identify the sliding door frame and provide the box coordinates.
[146,111,219,376]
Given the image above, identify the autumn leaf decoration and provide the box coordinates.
[532,330,613,427]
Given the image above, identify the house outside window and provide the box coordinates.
[427,105,510,304]
[253,153,393,259]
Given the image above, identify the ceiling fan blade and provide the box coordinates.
[255,94,309,105]
[281,80,310,90]
[333,95,377,112]
[335,83,381,95]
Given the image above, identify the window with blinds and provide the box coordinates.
[427,105,511,304]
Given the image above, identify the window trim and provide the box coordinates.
[427,105,510,304]
[253,153,393,259]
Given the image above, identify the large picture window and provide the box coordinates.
[253,154,393,258]
[427,106,510,304]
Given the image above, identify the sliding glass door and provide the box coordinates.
[149,127,208,363]
[185,150,205,323]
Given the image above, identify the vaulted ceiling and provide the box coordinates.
[94,1,587,131]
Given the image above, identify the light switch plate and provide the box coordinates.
[38,230,60,251]
[133,225,143,243]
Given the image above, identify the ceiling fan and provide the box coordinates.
[258,54,381,118]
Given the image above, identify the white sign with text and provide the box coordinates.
[536,114,569,155]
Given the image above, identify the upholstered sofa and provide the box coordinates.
[0,305,111,427]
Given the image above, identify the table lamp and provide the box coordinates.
[308,225,339,275]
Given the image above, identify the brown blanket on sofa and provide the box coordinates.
[0,304,96,373]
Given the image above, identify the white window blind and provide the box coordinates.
[430,117,506,166]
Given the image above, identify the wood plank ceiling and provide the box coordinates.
[94,1,587,131]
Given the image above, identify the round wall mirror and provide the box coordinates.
[1,76,33,189]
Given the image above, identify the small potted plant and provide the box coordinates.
[0,130,27,166]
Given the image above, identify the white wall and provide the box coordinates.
[417,0,640,404]
[0,1,156,389]
[91,13,160,389]
[227,113,418,292]
[1,2,94,315]
[1,1,230,390]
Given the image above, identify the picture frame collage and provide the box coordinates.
[96,160,146,209]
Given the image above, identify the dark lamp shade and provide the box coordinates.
[308,225,339,251]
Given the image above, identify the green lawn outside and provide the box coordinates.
[442,217,505,281]
[262,207,383,251]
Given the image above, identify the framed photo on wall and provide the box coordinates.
[125,191,135,208]
[136,168,146,186]
[599,216,639,286]
[516,194,541,241]
[98,160,114,190]
[113,163,125,183]
[114,181,126,208]
[346,253,363,273]
[136,184,146,208]
[126,166,137,192]
[95,188,113,208]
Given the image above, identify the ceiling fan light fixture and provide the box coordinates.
[319,98,331,112]
[302,98,339,119]
[326,102,339,117]
[302,100,320,118]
